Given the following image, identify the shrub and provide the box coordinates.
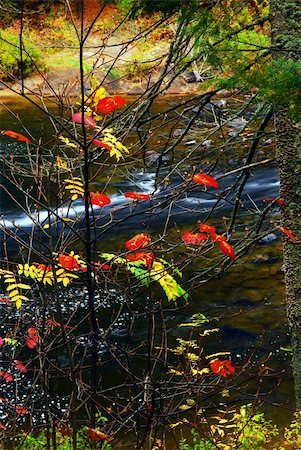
[0,28,44,79]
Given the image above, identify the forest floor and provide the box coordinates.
[0,3,204,96]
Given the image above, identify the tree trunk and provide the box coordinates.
[270,0,301,407]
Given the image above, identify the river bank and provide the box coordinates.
[0,66,207,98]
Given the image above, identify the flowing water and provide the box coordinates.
[0,93,294,437]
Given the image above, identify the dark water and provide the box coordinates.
[0,94,294,435]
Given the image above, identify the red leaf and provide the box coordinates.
[124,192,151,201]
[198,224,216,235]
[96,96,126,115]
[15,405,28,415]
[181,231,207,245]
[1,129,30,143]
[210,359,235,377]
[14,360,28,374]
[0,296,10,305]
[92,262,111,270]
[0,371,13,382]
[0,337,4,346]
[279,226,298,243]
[72,113,97,129]
[193,173,219,188]
[26,328,39,349]
[125,233,151,251]
[211,232,227,243]
[114,96,126,108]
[263,197,285,205]
[90,138,112,151]
[89,192,111,208]
[26,334,39,349]
[87,428,112,443]
[127,252,155,268]
[80,262,111,272]
[219,240,235,260]
[58,255,79,270]
[0,422,7,430]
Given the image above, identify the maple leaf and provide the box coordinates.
[87,428,112,443]
[279,226,298,243]
[96,96,126,114]
[181,231,207,245]
[193,173,219,188]
[210,359,235,377]
[219,240,235,260]
[1,129,30,143]
[125,233,151,251]
[89,192,111,207]
[72,112,97,128]
[124,192,151,201]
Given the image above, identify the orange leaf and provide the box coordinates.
[15,405,28,415]
[181,231,207,245]
[199,224,216,235]
[211,233,227,243]
[28,327,38,336]
[0,422,7,430]
[124,192,151,201]
[193,173,219,188]
[57,423,72,437]
[37,264,52,272]
[1,129,30,143]
[279,226,298,243]
[14,360,28,374]
[87,428,112,443]
[219,240,235,260]
[125,233,151,251]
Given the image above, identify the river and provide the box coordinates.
[0,92,294,440]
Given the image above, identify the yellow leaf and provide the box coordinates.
[179,404,191,411]
[13,295,28,301]
[66,273,78,279]
[16,299,22,309]
[4,278,16,283]
[56,268,65,276]
[15,283,31,290]
[65,180,83,187]
[168,369,183,376]
[6,284,18,291]
[62,277,70,287]
[71,194,78,201]
[191,368,210,376]
[200,328,219,337]
[8,289,19,298]
[205,352,231,360]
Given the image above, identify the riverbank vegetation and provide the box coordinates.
[0,0,300,449]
